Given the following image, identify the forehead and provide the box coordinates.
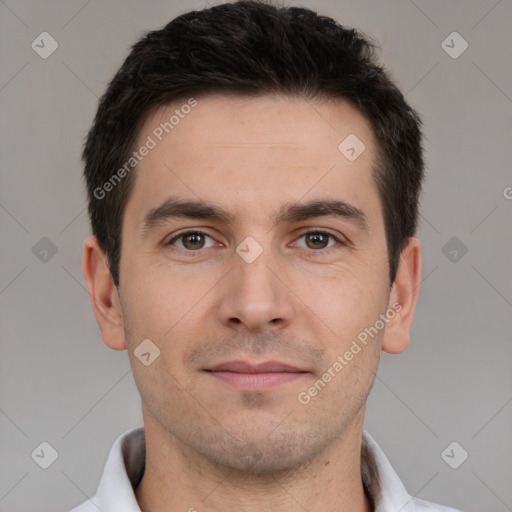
[125,93,381,230]
[138,93,374,156]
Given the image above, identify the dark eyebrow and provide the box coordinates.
[141,198,234,237]
[141,196,369,237]
[274,199,368,233]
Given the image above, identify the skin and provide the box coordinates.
[82,93,421,512]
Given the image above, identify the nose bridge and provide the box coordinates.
[218,235,293,331]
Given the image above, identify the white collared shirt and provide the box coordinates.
[68,426,462,512]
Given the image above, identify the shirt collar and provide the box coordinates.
[73,426,458,512]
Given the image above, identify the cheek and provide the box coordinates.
[123,256,192,315]
[120,276,193,401]
[296,274,389,377]
[304,270,385,326]
[120,264,219,366]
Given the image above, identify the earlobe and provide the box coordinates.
[82,235,127,351]
[381,237,422,355]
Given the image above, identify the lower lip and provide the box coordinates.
[207,371,307,391]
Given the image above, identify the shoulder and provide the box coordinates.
[362,430,464,512]
[67,501,97,512]
[407,496,463,512]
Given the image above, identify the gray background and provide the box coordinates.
[1,0,511,511]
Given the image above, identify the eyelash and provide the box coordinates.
[165,229,345,255]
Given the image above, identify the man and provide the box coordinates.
[72,1,462,511]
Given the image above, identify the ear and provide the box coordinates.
[381,237,422,354]
[82,235,126,351]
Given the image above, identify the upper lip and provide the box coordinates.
[205,360,307,373]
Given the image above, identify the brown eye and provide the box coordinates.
[295,230,340,251]
[182,232,205,250]
[304,232,330,249]
[167,231,216,251]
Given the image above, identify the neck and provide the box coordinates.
[135,407,373,512]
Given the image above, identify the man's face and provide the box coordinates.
[117,94,392,473]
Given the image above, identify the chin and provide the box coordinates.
[193,427,331,476]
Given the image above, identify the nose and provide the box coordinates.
[216,244,295,333]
